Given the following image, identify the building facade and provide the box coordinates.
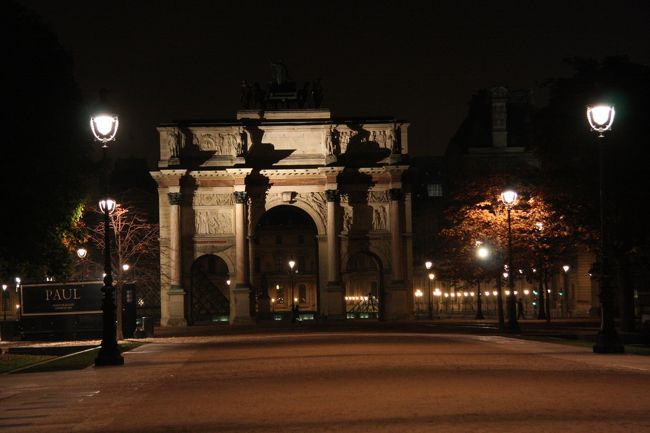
[151,109,413,325]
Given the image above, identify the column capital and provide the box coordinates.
[167,192,182,205]
[325,189,340,203]
[389,188,403,201]
[233,191,248,204]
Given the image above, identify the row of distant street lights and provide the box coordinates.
[421,104,621,354]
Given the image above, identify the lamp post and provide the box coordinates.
[587,104,623,353]
[91,108,124,366]
[475,245,489,320]
[425,261,433,319]
[562,265,570,318]
[77,247,88,281]
[288,259,296,323]
[501,190,520,333]
[428,272,435,319]
[2,284,7,321]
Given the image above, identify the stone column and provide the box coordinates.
[389,188,403,282]
[325,189,345,319]
[164,191,186,326]
[230,191,253,324]
[385,188,409,319]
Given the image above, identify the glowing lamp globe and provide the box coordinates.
[587,105,615,136]
[99,199,116,214]
[501,190,518,207]
[90,114,119,143]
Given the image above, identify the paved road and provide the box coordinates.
[1,331,650,433]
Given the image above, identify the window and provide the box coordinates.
[275,235,282,244]
[427,183,443,197]
[298,234,305,244]
[275,257,284,272]
[298,256,306,272]
[254,257,261,273]
[298,284,307,304]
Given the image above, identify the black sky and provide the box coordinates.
[17,0,650,166]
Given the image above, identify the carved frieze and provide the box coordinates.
[336,128,357,154]
[193,129,245,156]
[192,193,235,206]
[195,210,233,235]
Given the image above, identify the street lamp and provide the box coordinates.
[91,107,123,366]
[425,261,433,319]
[415,289,424,315]
[501,189,520,333]
[562,265,570,318]
[587,104,623,353]
[288,259,296,323]
[76,247,88,282]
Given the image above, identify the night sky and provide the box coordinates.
[17,0,650,166]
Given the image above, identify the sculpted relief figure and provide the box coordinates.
[166,129,182,158]
[196,211,232,234]
[196,211,209,234]
[235,127,245,156]
[323,126,335,155]
[372,206,388,230]
[386,127,396,152]
[343,206,353,232]
[338,129,357,154]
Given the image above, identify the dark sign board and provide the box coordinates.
[21,281,103,316]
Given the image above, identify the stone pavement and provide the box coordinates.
[1,325,650,433]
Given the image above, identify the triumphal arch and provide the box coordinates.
[151,109,413,325]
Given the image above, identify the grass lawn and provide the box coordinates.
[0,353,55,374]
[3,342,144,374]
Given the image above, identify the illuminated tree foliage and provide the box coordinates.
[438,170,584,286]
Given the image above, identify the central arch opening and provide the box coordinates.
[253,205,319,320]
[344,251,383,319]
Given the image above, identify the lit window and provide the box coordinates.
[427,184,443,197]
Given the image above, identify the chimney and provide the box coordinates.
[490,86,508,148]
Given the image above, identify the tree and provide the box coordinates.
[85,199,159,338]
[438,169,584,322]
[1,2,92,280]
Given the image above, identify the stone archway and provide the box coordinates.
[252,205,319,317]
[190,254,230,323]
[343,251,384,319]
